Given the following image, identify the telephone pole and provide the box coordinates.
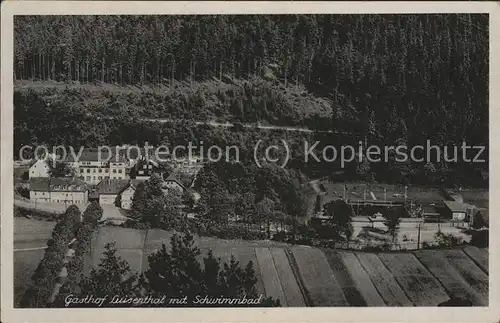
[417,221,422,250]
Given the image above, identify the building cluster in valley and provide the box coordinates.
[25,147,202,210]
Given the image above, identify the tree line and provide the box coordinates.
[14,14,489,188]
[15,14,488,146]
[20,201,279,308]
[21,204,102,307]
[15,87,488,188]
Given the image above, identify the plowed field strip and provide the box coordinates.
[291,246,348,306]
[379,253,449,306]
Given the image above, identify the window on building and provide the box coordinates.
[93,169,96,173]
[118,169,122,174]
[105,168,109,172]
[99,169,102,173]
[87,176,91,181]
[143,165,147,169]
[148,165,152,169]
[99,176,102,180]
[86,169,90,173]
[113,169,117,173]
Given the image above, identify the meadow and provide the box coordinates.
[14,222,489,307]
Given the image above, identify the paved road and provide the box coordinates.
[95,115,346,135]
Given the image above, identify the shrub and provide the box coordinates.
[200,224,267,240]
[16,186,30,198]
[362,245,384,252]
[272,231,287,242]
[470,229,488,247]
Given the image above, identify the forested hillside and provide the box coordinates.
[14,14,489,187]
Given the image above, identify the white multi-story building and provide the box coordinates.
[29,177,88,204]
[109,160,128,180]
[67,148,128,185]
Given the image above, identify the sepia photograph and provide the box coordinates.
[1,1,499,323]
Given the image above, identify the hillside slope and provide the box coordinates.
[81,227,488,307]
[14,78,333,129]
[13,220,489,307]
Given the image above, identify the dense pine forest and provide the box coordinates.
[14,14,489,187]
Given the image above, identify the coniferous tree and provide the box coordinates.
[21,205,81,308]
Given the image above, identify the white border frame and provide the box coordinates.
[1,2,499,323]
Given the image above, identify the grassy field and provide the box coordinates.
[14,220,489,307]
[378,253,450,306]
[414,250,486,306]
[462,246,488,274]
[255,248,287,305]
[338,251,386,306]
[290,246,349,306]
[441,249,489,301]
[270,248,306,306]
[355,252,413,306]
[323,249,369,306]
[14,250,45,305]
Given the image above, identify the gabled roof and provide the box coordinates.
[164,173,186,189]
[29,178,50,191]
[29,158,49,169]
[96,178,131,195]
[124,147,157,160]
[65,148,127,163]
[30,177,87,192]
[443,200,469,213]
[120,179,144,193]
[134,157,159,169]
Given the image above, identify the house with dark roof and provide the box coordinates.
[162,173,186,193]
[129,157,161,180]
[29,177,88,204]
[443,200,474,221]
[96,178,130,206]
[96,178,143,209]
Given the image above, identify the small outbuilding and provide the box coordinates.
[442,200,469,221]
